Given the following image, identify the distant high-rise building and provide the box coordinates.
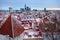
[33,9,38,11]
[24,4,31,12]
[44,8,46,12]
[20,4,31,12]
[25,4,27,11]
[20,8,25,12]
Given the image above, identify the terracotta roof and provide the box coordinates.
[0,15,25,38]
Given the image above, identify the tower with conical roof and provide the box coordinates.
[9,7,13,13]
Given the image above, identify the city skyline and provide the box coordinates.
[0,0,60,10]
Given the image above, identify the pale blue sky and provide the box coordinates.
[0,0,60,10]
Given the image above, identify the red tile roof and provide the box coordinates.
[0,15,25,38]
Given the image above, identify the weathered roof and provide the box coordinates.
[0,14,25,38]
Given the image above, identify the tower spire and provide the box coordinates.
[24,4,27,11]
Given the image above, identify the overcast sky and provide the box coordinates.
[0,0,60,10]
